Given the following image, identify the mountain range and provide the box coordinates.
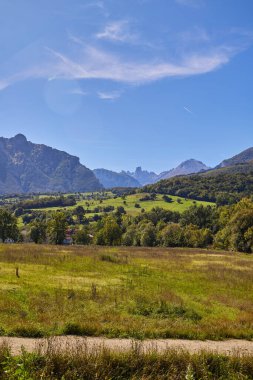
[1,134,253,194]
[96,160,210,188]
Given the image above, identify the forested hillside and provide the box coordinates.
[144,162,253,205]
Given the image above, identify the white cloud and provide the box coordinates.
[97,90,121,100]
[96,20,137,43]
[0,29,251,92]
[45,44,236,84]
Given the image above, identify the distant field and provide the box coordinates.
[30,192,214,215]
[0,244,252,340]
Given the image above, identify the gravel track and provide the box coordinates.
[1,336,253,356]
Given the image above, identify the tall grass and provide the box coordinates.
[0,341,253,379]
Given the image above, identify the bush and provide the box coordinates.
[160,223,184,247]
[73,228,91,245]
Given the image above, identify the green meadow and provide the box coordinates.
[0,244,252,340]
[30,192,213,215]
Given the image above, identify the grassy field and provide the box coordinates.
[30,192,214,216]
[1,342,253,379]
[0,244,252,340]
[96,193,213,215]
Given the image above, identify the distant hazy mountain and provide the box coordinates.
[93,168,140,188]
[125,167,159,186]
[0,134,102,194]
[216,147,253,168]
[157,159,210,181]
[125,161,209,185]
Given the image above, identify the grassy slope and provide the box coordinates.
[0,244,252,340]
[31,193,214,215]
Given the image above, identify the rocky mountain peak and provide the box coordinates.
[0,135,102,194]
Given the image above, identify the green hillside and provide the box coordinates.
[18,192,213,216]
[144,162,253,204]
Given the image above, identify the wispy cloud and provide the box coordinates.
[96,20,137,43]
[79,1,106,14]
[44,44,240,84]
[97,90,121,100]
[0,25,252,94]
[0,80,9,91]
[68,33,85,46]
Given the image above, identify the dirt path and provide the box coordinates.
[1,336,253,356]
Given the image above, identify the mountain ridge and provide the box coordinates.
[216,147,253,168]
[1,134,253,193]
[0,134,102,194]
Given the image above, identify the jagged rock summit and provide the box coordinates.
[0,134,102,194]
[93,168,140,188]
[126,167,158,186]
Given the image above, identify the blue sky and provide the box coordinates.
[0,0,253,173]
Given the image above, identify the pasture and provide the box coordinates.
[0,244,252,340]
[28,192,213,215]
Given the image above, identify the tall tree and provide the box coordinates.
[47,212,67,245]
[30,220,47,244]
[0,209,19,242]
[95,216,122,246]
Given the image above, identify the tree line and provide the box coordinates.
[2,197,253,252]
[14,195,76,210]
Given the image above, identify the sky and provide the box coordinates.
[0,0,253,173]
